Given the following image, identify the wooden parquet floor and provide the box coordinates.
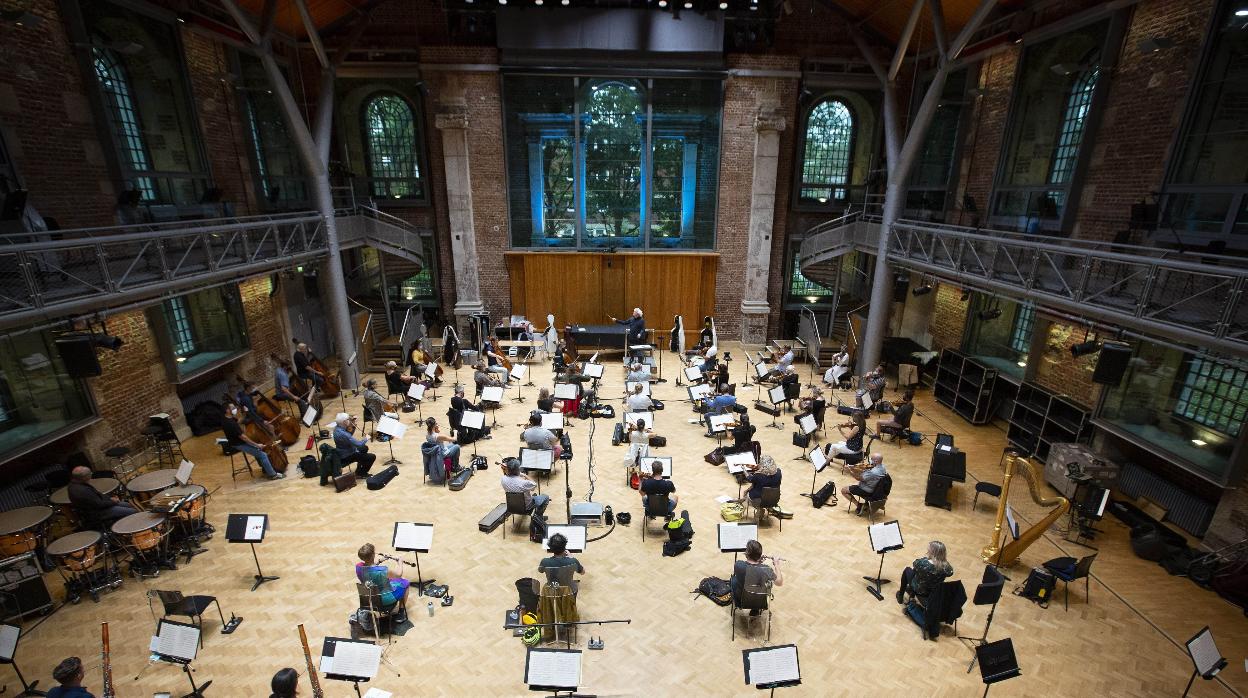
[12,342,1246,697]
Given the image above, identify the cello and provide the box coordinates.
[487,337,513,373]
[410,341,444,381]
[229,396,289,473]
[310,354,340,399]
[561,325,580,365]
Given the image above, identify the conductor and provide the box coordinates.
[610,308,647,359]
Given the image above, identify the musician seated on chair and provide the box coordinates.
[798,386,825,418]
[355,543,409,622]
[766,345,795,379]
[639,459,678,514]
[424,418,461,472]
[269,668,298,698]
[537,387,555,413]
[224,405,284,480]
[385,360,416,396]
[877,390,915,439]
[841,452,887,515]
[452,385,491,442]
[625,362,650,384]
[896,540,954,610]
[48,656,94,698]
[333,413,376,477]
[362,379,389,426]
[824,345,851,386]
[522,413,562,459]
[826,409,866,457]
[502,459,550,519]
[699,344,718,377]
[705,384,738,436]
[731,540,783,612]
[863,367,887,407]
[293,342,324,389]
[625,383,653,412]
[474,362,502,398]
[539,533,584,583]
[68,466,136,528]
[729,414,757,453]
[740,455,781,507]
[273,359,309,416]
[484,339,512,384]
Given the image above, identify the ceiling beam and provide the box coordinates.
[888,0,924,81]
[927,0,948,61]
[293,0,330,68]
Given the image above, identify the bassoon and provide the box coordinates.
[297,623,325,698]
[101,622,114,698]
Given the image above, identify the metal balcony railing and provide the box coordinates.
[798,216,1248,358]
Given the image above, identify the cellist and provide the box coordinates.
[293,342,324,390]
[222,403,284,480]
[236,379,279,441]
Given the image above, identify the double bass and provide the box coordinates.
[230,395,289,473]
[310,354,340,399]
[251,389,302,446]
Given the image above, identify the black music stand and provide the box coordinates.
[0,624,45,697]
[959,565,1006,673]
[512,364,529,403]
[406,383,425,421]
[525,648,590,698]
[225,514,278,591]
[742,644,801,697]
[975,638,1021,697]
[718,522,759,563]
[1182,626,1228,697]
[322,636,381,698]
[792,414,817,460]
[802,446,829,498]
[764,385,786,430]
[392,522,435,594]
[376,415,404,467]
[864,520,904,600]
[152,619,210,698]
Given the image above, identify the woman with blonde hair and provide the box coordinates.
[897,540,954,608]
[742,455,781,509]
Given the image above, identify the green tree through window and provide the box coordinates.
[583,82,643,239]
[364,94,422,199]
[801,100,854,203]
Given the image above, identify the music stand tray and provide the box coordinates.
[976,638,1021,696]
[225,514,278,591]
[392,522,434,593]
[864,520,904,600]
[743,644,801,693]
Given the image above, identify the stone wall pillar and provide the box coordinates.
[739,104,786,345]
[435,107,486,331]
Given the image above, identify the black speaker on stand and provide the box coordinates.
[925,473,953,509]
[1092,341,1132,386]
[892,275,910,302]
[56,335,102,378]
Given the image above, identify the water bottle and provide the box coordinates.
[427,601,435,617]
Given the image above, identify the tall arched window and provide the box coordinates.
[363,93,422,199]
[583,81,643,239]
[93,46,155,200]
[800,99,855,205]
[1048,65,1099,187]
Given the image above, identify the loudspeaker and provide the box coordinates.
[924,473,953,509]
[892,275,909,302]
[1092,341,1132,386]
[55,335,102,377]
[302,272,319,298]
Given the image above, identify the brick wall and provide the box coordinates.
[952,48,1018,227]
[929,282,967,351]
[237,275,289,379]
[1030,315,1100,408]
[182,27,258,214]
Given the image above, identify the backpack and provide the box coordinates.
[1017,567,1056,607]
[694,577,734,606]
[720,502,745,522]
[908,431,923,446]
[298,455,319,478]
[664,509,694,557]
[649,435,667,447]
[811,481,837,508]
[529,515,549,543]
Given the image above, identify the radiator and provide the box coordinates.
[0,465,65,512]
[1116,462,1215,537]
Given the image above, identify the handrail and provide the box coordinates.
[798,305,822,365]
[346,296,374,364]
[0,211,319,246]
[397,305,419,357]
[844,302,868,350]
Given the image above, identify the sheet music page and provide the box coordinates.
[424,363,438,378]
[407,383,426,400]
[362,689,392,698]
[589,352,599,364]
[868,522,904,552]
[175,459,194,486]
[460,411,486,430]
[688,384,711,400]
[376,416,407,439]
[157,622,199,661]
[626,381,650,396]
[799,414,816,434]
[521,448,553,471]
[544,525,586,552]
[625,411,653,427]
[554,383,578,400]
[768,385,787,404]
[332,641,382,679]
[638,457,672,478]
[512,364,528,381]
[862,392,875,410]
[302,406,318,427]
[1005,504,1019,540]
[747,645,799,686]
[1188,629,1223,675]
[481,386,505,403]
[526,649,581,689]
[725,452,756,474]
[710,414,735,432]
[583,363,604,379]
[245,515,266,541]
[393,522,433,552]
[0,624,18,661]
[755,362,770,378]
[809,447,828,472]
[684,366,702,381]
[718,523,758,551]
[540,413,565,430]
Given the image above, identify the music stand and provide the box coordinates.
[0,624,44,697]
[175,459,195,486]
[322,636,382,698]
[520,448,554,494]
[225,514,278,591]
[406,383,426,421]
[543,524,587,553]
[423,363,440,401]
[742,644,801,696]
[684,365,703,384]
[1182,626,1228,697]
[975,638,1021,697]
[764,386,786,430]
[481,386,505,426]
[512,364,529,403]
[959,565,1006,673]
[725,451,757,499]
[718,522,758,562]
[392,522,434,594]
[376,415,406,467]
[802,446,829,498]
[583,363,604,382]
[524,648,587,698]
[864,520,903,600]
[461,411,486,456]
[793,414,817,459]
[152,619,210,697]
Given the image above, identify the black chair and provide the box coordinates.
[958,565,1006,673]
[972,482,1002,511]
[730,565,774,641]
[835,450,864,474]
[781,381,801,412]
[155,590,226,648]
[811,402,827,439]
[502,491,532,539]
[641,493,671,541]
[221,442,255,486]
[854,474,892,522]
[749,487,783,531]
[447,407,463,439]
[908,578,966,641]
[1044,553,1097,611]
[356,582,402,638]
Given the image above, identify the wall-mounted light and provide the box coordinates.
[1137,37,1174,54]
[977,308,1001,321]
[1070,340,1101,357]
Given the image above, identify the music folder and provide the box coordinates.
[302,405,320,428]
[725,451,756,474]
[543,524,587,552]
[424,362,438,379]
[1186,626,1227,678]
[637,456,672,479]
[717,523,758,553]
[742,644,800,689]
[975,638,1021,685]
[868,520,904,553]
[320,637,381,682]
[767,385,787,405]
[525,648,582,691]
[684,365,703,382]
[392,522,433,553]
[754,362,770,378]
[688,384,711,401]
[175,459,195,486]
[376,415,406,440]
[709,413,735,433]
[808,446,828,472]
[225,513,269,543]
[407,383,426,401]
[798,414,817,435]
[0,625,18,663]
[553,383,578,400]
[511,364,528,381]
[150,619,200,663]
[481,386,505,403]
[540,412,565,431]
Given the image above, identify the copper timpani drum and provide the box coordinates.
[126,470,178,508]
[49,478,121,521]
[111,512,167,553]
[161,485,206,523]
[47,531,104,572]
[0,506,53,557]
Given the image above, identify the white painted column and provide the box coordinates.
[435,108,486,329]
[739,105,787,345]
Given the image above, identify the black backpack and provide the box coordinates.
[663,509,694,557]
[1017,567,1056,607]
[298,455,319,478]
[694,577,733,606]
[529,515,549,543]
[811,481,837,508]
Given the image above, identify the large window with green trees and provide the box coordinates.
[148,285,250,380]
[504,75,720,249]
[363,93,424,200]
[800,100,854,205]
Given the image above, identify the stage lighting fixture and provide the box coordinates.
[911,284,932,297]
[977,308,1001,321]
[719,1,727,8]
[1070,340,1101,357]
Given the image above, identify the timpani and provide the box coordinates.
[0,506,53,558]
[46,529,121,603]
[126,469,178,509]
[111,512,170,577]
[49,478,120,522]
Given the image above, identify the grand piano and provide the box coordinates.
[568,324,631,353]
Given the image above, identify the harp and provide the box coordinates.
[982,451,1070,566]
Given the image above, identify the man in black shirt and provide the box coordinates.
[878,390,915,440]
[639,460,678,514]
[222,405,283,479]
[67,466,136,527]
[610,308,647,360]
[293,342,324,389]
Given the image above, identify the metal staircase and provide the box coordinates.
[797,214,1248,358]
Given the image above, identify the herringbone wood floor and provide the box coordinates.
[13,343,1246,697]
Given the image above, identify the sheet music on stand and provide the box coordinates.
[392,522,434,553]
[861,391,875,410]
[525,648,582,691]
[540,412,565,431]
[637,456,672,479]
[150,619,199,662]
[175,459,195,486]
[512,364,528,381]
[709,414,736,433]
[520,448,554,473]
[868,521,904,553]
[424,363,439,379]
[754,362,771,379]
[543,524,587,552]
[767,385,787,405]
[376,416,407,440]
[808,447,828,472]
[625,411,654,428]
[797,414,817,435]
[460,411,486,430]
[688,384,711,401]
[583,363,604,379]
[684,365,703,382]
[1005,504,1019,540]
[743,644,801,689]
[0,624,18,661]
[407,383,426,401]
[553,383,578,400]
[725,451,756,474]
[481,386,505,403]
[626,381,651,396]
[302,405,320,428]
[225,513,269,543]
[320,637,381,681]
[718,523,758,552]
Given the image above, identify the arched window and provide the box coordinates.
[93,46,155,200]
[363,93,422,199]
[583,81,643,239]
[800,99,855,205]
[1048,65,1099,186]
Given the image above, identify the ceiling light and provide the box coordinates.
[719,1,727,8]
[658,0,667,6]
[499,0,507,4]
[535,0,543,5]
[684,0,693,7]
[562,0,570,4]
[1016,360,1027,368]
[1192,439,1207,447]
[1237,8,1248,17]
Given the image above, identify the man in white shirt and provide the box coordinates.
[502,460,550,519]
[521,413,562,459]
[626,363,650,383]
[625,383,653,412]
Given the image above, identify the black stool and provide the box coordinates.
[972,482,1002,510]
[222,443,254,485]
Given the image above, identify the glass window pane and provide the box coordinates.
[154,286,250,378]
[651,78,719,250]
[800,99,854,205]
[0,330,95,460]
[363,94,423,200]
[504,76,576,249]
[789,252,834,298]
[238,53,306,207]
[1163,192,1233,234]
[583,81,643,247]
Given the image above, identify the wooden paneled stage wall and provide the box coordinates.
[505,252,718,343]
